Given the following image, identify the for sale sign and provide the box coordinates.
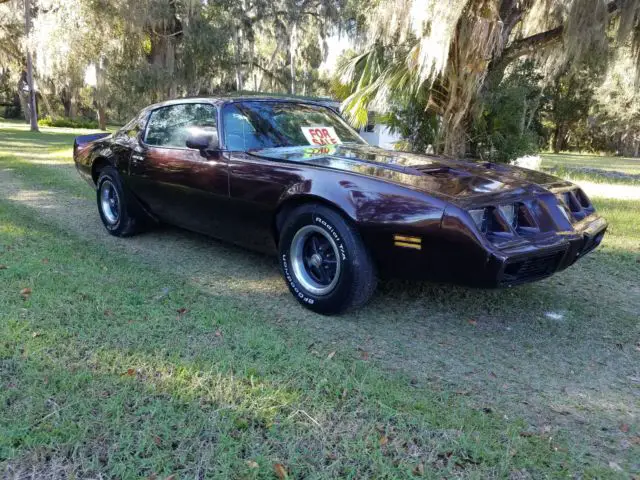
[301,126,342,146]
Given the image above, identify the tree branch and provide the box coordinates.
[240,61,288,89]
[501,0,619,62]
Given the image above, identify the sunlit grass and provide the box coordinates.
[541,152,640,185]
[541,152,640,175]
[592,197,640,252]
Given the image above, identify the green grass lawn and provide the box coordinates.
[1,121,639,478]
[541,152,640,184]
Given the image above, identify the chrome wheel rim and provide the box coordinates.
[100,180,120,225]
[290,225,341,296]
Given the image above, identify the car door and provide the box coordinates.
[127,102,229,235]
[222,103,305,253]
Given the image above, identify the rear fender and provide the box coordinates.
[74,132,111,148]
[73,133,112,184]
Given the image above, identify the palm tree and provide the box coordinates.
[338,0,640,157]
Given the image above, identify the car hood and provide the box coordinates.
[249,144,570,203]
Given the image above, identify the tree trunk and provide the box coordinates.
[97,105,107,130]
[95,60,107,130]
[441,117,467,158]
[60,87,72,117]
[17,76,29,123]
[289,22,297,95]
[233,26,244,92]
[552,124,566,153]
[519,98,527,136]
[24,0,39,132]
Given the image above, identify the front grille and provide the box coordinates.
[501,250,566,284]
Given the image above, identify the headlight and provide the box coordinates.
[557,204,571,222]
[468,208,488,232]
[498,204,516,228]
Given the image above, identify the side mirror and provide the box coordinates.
[185,128,219,153]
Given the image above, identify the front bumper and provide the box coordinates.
[488,214,607,287]
[362,211,607,286]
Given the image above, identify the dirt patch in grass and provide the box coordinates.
[1,160,639,475]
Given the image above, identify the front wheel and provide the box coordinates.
[279,204,377,315]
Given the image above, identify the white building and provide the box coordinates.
[357,119,402,150]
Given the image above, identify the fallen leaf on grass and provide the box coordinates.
[20,288,31,299]
[42,258,49,264]
[103,309,113,317]
[215,329,223,337]
[176,307,188,315]
[630,436,640,445]
[468,319,477,326]
[153,287,170,301]
[121,368,136,377]
[326,351,336,360]
[489,371,497,379]
[359,349,369,360]
[153,436,162,446]
[32,332,42,338]
[273,463,288,479]
[164,475,176,480]
[246,460,259,469]
[455,390,471,396]
[412,462,425,476]
[620,423,630,433]
[379,435,388,446]
[0,264,7,270]
[609,461,623,472]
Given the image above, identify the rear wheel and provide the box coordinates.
[96,166,143,237]
[279,204,377,315]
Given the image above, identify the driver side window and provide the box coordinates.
[145,103,217,148]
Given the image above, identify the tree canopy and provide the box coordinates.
[2,0,640,159]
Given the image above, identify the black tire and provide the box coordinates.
[279,203,377,315]
[96,166,143,237]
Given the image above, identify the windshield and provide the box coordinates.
[222,101,365,151]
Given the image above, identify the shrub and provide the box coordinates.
[38,116,99,129]
[472,60,543,163]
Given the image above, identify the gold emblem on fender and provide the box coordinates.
[393,235,422,250]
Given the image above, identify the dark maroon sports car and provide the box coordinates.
[73,97,607,314]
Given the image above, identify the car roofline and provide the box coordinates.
[143,95,339,112]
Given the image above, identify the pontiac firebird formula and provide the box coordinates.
[73,97,607,314]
